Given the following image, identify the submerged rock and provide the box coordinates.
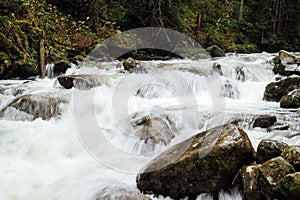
[253,115,277,128]
[57,74,109,90]
[0,93,68,120]
[263,77,300,102]
[259,157,295,199]
[95,185,151,200]
[256,139,288,163]
[129,112,177,153]
[278,172,300,200]
[281,145,300,171]
[220,80,240,99]
[136,124,256,199]
[206,45,225,57]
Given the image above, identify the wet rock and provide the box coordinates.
[256,139,288,163]
[280,95,300,108]
[191,53,210,60]
[235,66,245,81]
[272,50,300,76]
[281,145,300,171]
[206,45,225,57]
[0,93,68,120]
[136,124,256,199]
[253,115,277,128]
[267,123,289,132]
[259,157,295,199]
[57,74,108,90]
[129,112,177,153]
[50,61,71,78]
[263,76,300,102]
[220,80,240,99]
[278,172,300,200]
[240,164,262,200]
[122,57,147,73]
[212,63,223,75]
[95,185,151,200]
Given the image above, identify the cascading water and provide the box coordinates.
[0,53,299,200]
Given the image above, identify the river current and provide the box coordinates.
[0,53,299,200]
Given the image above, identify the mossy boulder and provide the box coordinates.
[280,95,300,108]
[136,124,256,199]
[259,157,295,199]
[263,77,300,102]
[253,115,277,128]
[278,172,300,200]
[281,146,300,171]
[256,139,288,163]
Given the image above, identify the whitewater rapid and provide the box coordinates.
[0,53,299,200]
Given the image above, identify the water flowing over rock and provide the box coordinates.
[278,172,300,200]
[272,50,300,76]
[46,61,72,78]
[235,66,245,81]
[212,63,223,75]
[57,74,109,90]
[220,80,240,99]
[256,139,288,163]
[95,185,151,200]
[206,45,225,57]
[263,77,300,102]
[128,112,177,153]
[253,115,277,128]
[136,124,256,199]
[281,145,300,171]
[0,93,68,120]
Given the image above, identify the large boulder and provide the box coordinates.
[0,94,68,120]
[263,77,300,102]
[278,172,300,200]
[256,139,288,163]
[57,74,109,90]
[259,157,295,199]
[281,145,300,171]
[253,115,277,128]
[136,124,256,199]
[206,45,225,57]
[272,50,300,76]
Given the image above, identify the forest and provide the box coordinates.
[0,0,299,78]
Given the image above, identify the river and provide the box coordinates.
[0,52,299,200]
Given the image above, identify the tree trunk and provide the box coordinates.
[39,39,45,78]
[238,0,244,22]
